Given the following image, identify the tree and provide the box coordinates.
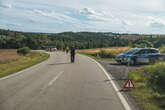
[17,47,31,56]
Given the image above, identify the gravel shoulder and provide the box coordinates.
[97,60,145,110]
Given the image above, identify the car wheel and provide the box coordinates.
[149,58,157,64]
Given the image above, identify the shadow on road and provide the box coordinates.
[104,78,127,82]
[109,62,147,67]
[109,63,124,66]
[112,78,128,81]
[48,62,71,65]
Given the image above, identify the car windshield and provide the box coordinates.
[124,48,140,55]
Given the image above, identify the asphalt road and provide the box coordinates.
[0,52,128,110]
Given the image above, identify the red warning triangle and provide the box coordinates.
[123,79,135,88]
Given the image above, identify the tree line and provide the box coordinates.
[0,29,165,50]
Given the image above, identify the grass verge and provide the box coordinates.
[128,63,165,110]
[77,47,130,60]
[0,51,50,78]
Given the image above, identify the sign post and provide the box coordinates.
[40,52,42,59]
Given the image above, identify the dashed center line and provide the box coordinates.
[48,71,64,86]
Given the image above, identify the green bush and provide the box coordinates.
[133,40,153,48]
[146,63,165,94]
[17,47,31,56]
[128,63,165,110]
[159,45,165,53]
[99,50,108,58]
[129,69,146,82]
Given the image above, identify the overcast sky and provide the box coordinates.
[0,0,165,34]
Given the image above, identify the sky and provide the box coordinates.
[0,0,165,34]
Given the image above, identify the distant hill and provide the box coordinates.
[0,29,165,49]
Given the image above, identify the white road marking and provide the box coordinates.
[39,71,64,94]
[85,55,132,110]
[48,71,64,86]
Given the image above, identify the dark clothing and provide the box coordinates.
[71,55,75,63]
[70,47,75,55]
[70,47,75,63]
[66,50,69,54]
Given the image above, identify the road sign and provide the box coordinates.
[123,79,135,88]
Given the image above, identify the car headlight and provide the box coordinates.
[127,58,131,61]
[123,57,127,60]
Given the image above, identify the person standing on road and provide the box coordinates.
[66,46,69,54]
[70,46,76,63]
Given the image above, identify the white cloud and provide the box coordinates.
[1,0,165,34]
[79,8,112,21]
[6,23,21,27]
[147,16,165,29]
[150,22,165,28]
[0,3,11,8]
[80,8,97,16]
[32,9,79,24]
[121,20,133,26]
[0,0,11,8]
[148,16,165,24]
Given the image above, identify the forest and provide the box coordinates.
[0,29,165,50]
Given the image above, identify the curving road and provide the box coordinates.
[0,52,130,110]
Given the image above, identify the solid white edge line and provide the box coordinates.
[0,52,50,81]
[85,55,132,110]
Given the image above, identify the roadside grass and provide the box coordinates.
[78,51,115,60]
[0,51,49,78]
[128,63,165,110]
[0,49,23,64]
[77,47,130,60]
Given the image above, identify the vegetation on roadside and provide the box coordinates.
[0,50,49,78]
[159,45,165,53]
[132,40,153,48]
[128,63,165,110]
[17,47,31,56]
[77,47,129,60]
[0,49,23,64]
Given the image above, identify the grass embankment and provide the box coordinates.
[77,47,130,60]
[0,50,49,78]
[129,63,165,110]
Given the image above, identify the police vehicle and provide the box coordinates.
[116,47,161,65]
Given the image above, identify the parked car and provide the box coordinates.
[116,47,161,65]
[46,46,57,52]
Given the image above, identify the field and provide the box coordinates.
[77,47,129,53]
[0,49,49,78]
[0,49,23,64]
[77,47,130,59]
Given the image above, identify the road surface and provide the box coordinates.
[0,52,128,110]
